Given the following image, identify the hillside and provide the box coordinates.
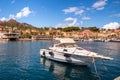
[0,19,42,38]
[0,19,38,30]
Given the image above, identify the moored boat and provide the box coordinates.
[0,33,19,41]
[40,38,113,66]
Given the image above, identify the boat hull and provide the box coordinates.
[40,49,96,66]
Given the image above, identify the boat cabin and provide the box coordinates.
[53,38,78,48]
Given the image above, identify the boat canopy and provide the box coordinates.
[55,38,76,44]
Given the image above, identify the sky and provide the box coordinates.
[0,0,120,29]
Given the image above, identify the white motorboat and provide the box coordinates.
[40,38,113,66]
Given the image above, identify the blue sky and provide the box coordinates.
[0,0,120,29]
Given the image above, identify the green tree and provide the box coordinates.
[62,26,80,32]
[89,26,99,32]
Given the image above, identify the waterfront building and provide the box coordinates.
[32,35,53,40]
[0,25,20,41]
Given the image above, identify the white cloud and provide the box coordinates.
[65,17,77,26]
[0,7,32,21]
[63,7,85,15]
[16,12,22,18]
[102,22,120,30]
[63,7,78,14]
[92,0,107,10]
[75,10,84,15]
[22,7,31,17]
[16,7,32,18]
[82,16,91,20]
[110,13,120,18]
[56,17,78,28]
[9,14,15,19]
[0,17,8,21]
[96,7,104,10]
[65,17,74,21]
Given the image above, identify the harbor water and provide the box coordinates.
[0,41,120,80]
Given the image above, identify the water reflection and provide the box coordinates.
[40,57,97,80]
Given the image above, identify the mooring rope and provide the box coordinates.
[92,57,101,80]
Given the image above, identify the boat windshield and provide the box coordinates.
[54,40,60,44]
[56,43,78,48]
[77,47,84,50]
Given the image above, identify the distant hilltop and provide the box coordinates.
[0,19,37,30]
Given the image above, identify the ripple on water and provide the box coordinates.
[0,41,120,80]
